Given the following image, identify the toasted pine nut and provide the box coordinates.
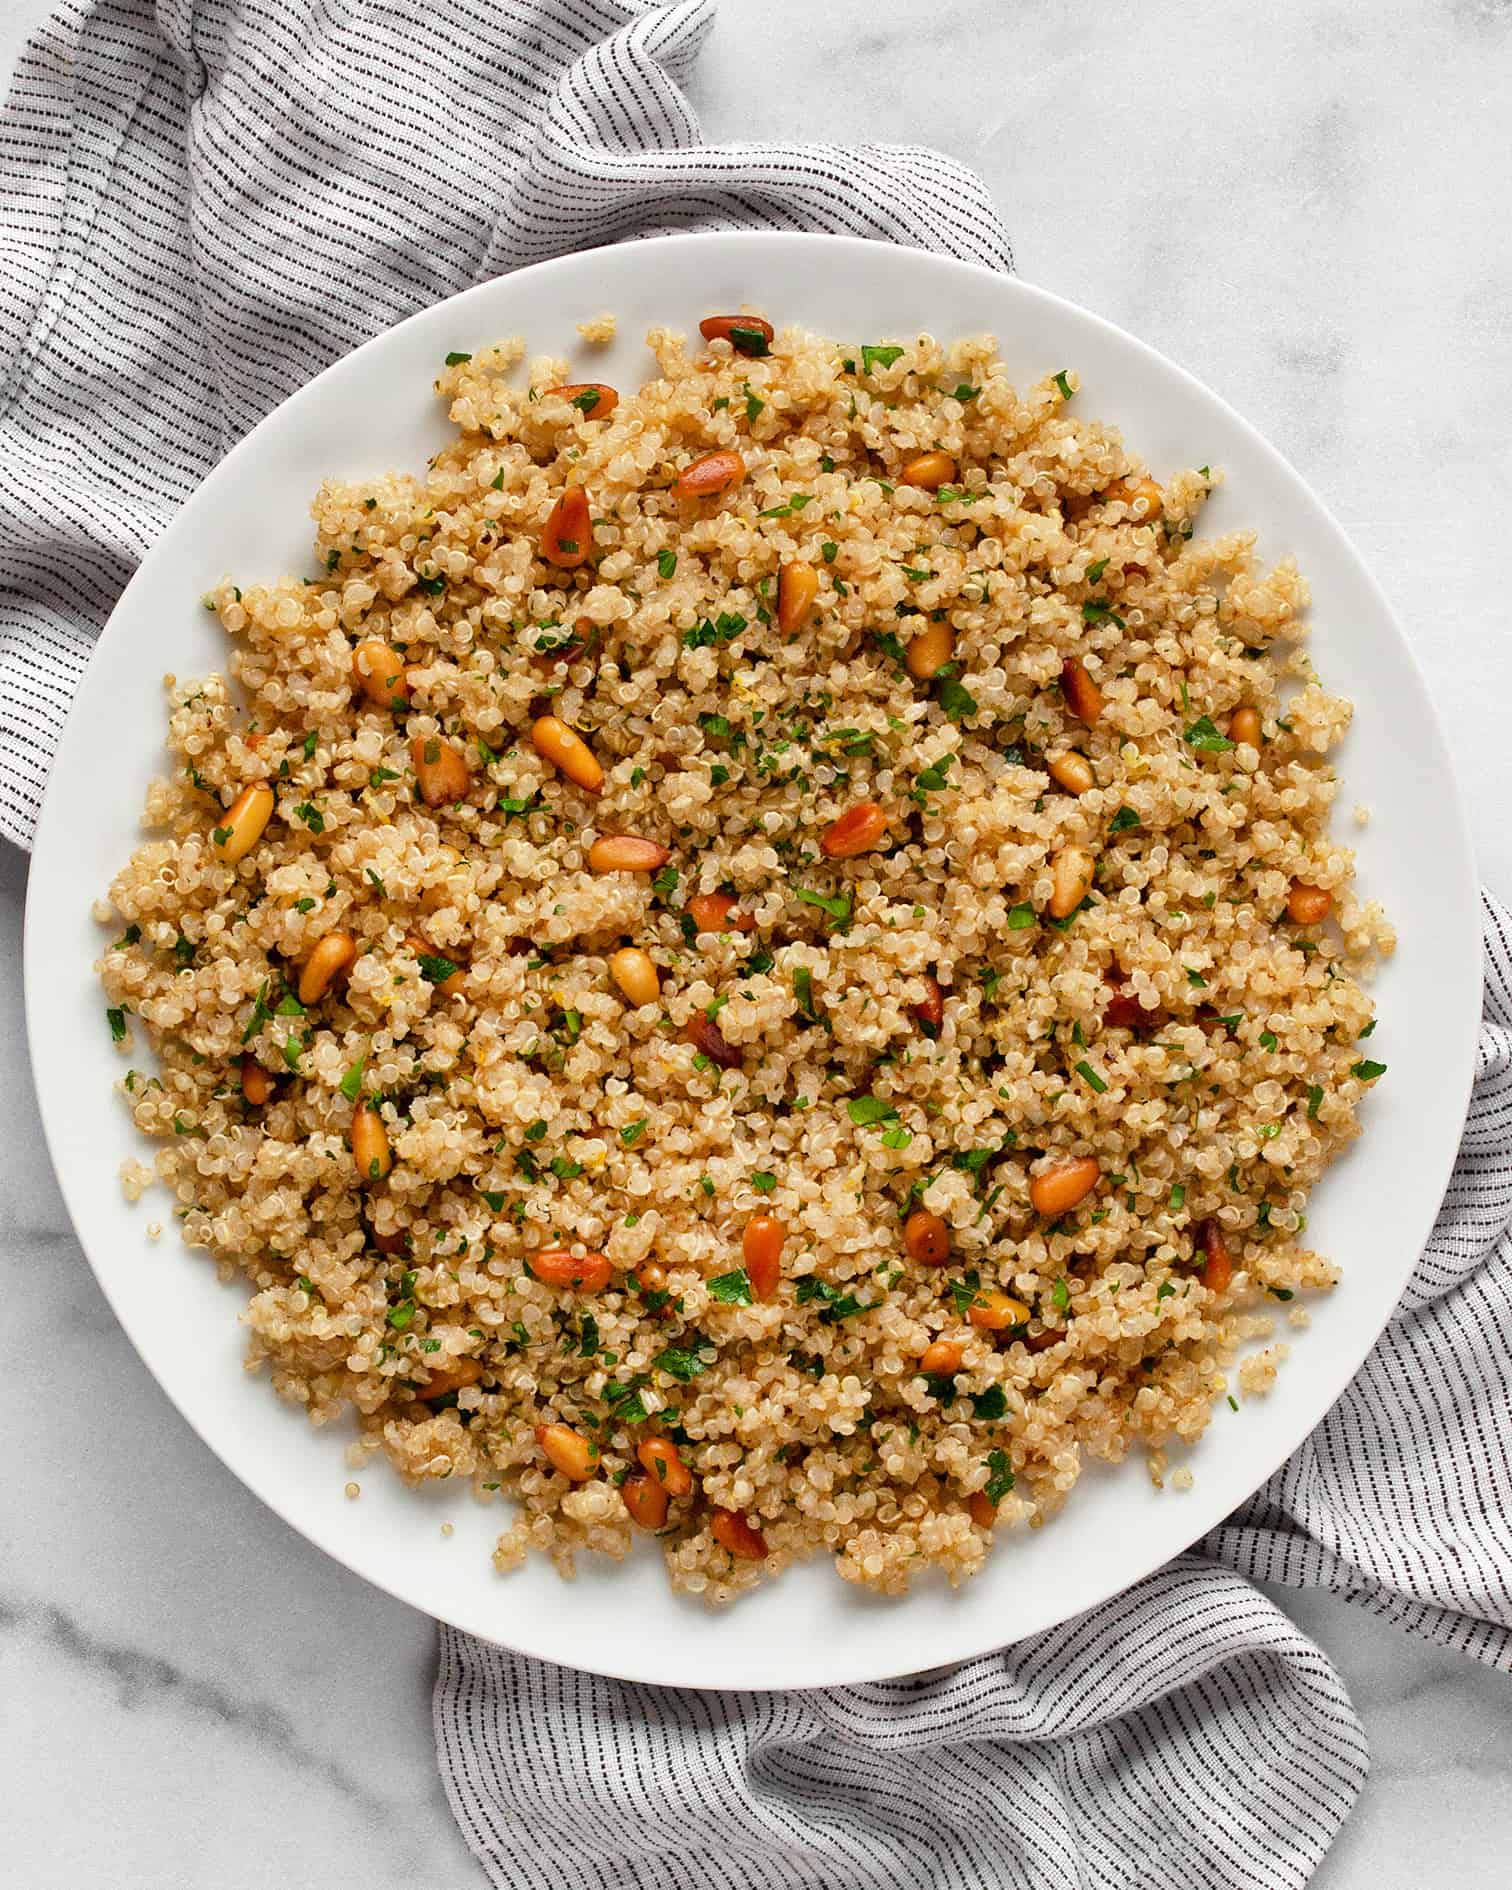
[588,834,671,874]
[418,1356,485,1401]
[777,562,819,635]
[919,1338,964,1377]
[637,1261,668,1295]
[352,1101,391,1183]
[404,933,466,999]
[1029,1157,1100,1217]
[297,931,356,1005]
[684,1012,741,1069]
[608,946,660,1007]
[1105,475,1163,518]
[1228,706,1262,748]
[710,1508,768,1560]
[968,1491,998,1529]
[638,1435,695,1497]
[544,382,618,419]
[239,1054,275,1106]
[211,784,274,865]
[622,1473,669,1530]
[1061,657,1103,725]
[914,974,945,1037]
[1048,844,1095,920]
[743,1214,785,1299]
[1287,881,1333,925]
[531,714,604,793]
[906,620,954,679]
[1046,750,1095,796]
[969,1288,1031,1331]
[541,484,592,568]
[409,735,471,807]
[698,314,774,354]
[903,1210,951,1267]
[530,1248,612,1292]
[899,450,956,490]
[537,1422,595,1481]
[688,891,754,934]
[820,800,887,859]
[673,450,745,501]
[1198,1219,1233,1294]
[352,640,409,710]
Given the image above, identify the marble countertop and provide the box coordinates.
[4,2,1510,1884]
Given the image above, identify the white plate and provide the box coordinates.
[25,233,1480,1689]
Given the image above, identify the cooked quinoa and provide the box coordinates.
[97,315,1392,1603]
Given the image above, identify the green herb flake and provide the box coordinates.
[707,1268,753,1306]
[971,1385,1008,1421]
[106,1006,126,1043]
[1351,1059,1388,1082]
[1075,1060,1108,1095]
[1183,716,1235,754]
[1053,369,1073,399]
[1086,557,1108,582]
[1108,805,1141,834]
[1259,1030,1278,1052]
[1052,1278,1071,1310]
[1169,1184,1186,1211]
[339,1058,366,1102]
[847,1096,899,1127]
[937,677,978,722]
[1307,1084,1324,1119]
[418,954,460,985]
[1006,903,1037,931]
[860,343,904,374]
[984,1448,1015,1501]
[620,1118,648,1147]
[444,350,472,366]
[794,885,852,924]
[657,549,677,579]
[750,1171,777,1194]
[656,1345,713,1383]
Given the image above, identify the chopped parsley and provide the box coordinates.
[444,350,472,366]
[1108,805,1141,833]
[418,954,459,984]
[984,1448,1016,1501]
[936,677,978,722]
[619,1118,648,1147]
[106,1006,126,1043]
[1053,369,1073,399]
[971,1386,1007,1420]
[1006,903,1037,931]
[860,343,904,374]
[1351,1059,1387,1082]
[847,1096,899,1127]
[750,1171,777,1194]
[794,886,852,925]
[656,1344,713,1383]
[707,1268,753,1305]
[657,549,677,578]
[1183,716,1235,754]
[293,801,325,834]
[339,1057,366,1101]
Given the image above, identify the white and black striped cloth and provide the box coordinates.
[2,5,1507,1887]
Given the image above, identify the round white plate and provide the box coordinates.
[25,232,1480,1689]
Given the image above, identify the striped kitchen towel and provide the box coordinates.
[2,5,1507,1889]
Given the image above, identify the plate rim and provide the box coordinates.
[24,229,1483,1687]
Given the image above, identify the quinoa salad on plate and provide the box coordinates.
[96,309,1391,1605]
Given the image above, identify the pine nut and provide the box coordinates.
[1105,475,1163,519]
[777,562,819,635]
[903,1209,951,1266]
[351,639,409,710]
[1198,1219,1233,1294]
[529,1248,612,1291]
[638,1435,694,1497]
[211,784,274,865]
[1228,706,1262,748]
[352,1101,391,1183]
[587,834,670,874]
[820,800,887,859]
[899,450,956,490]
[404,933,465,999]
[906,620,954,679]
[684,1012,741,1069]
[239,1053,275,1106]
[698,314,774,354]
[410,735,471,807]
[1287,881,1333,924]
[537,1422,595,1481]
[541,484,592,568]
[1048,843,1095,919]
[968,1288,1031,1331]
[742,1214,785,1299]
[919,1338,964,1377]
[914,974,945,1037]
[418,1356,485,1401]
[531,714,604,793]
[543,382,618,419]
[673,450,745,500]
[710,1508,768,1560]
[608,946,659,1007]
[1061,657,1103,725]
[297,931,356,1005]
[688,891,754,934]
[1029,1157,1100,1217]
[1046,750,1094,796]
[968,1491,998,1528]
[622,1473,669,1529]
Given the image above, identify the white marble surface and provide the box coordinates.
[4,1,1511,1884]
